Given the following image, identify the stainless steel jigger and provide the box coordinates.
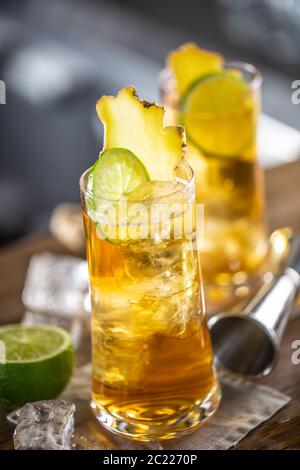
[208,232,300,378]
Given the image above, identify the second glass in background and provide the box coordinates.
[161,62,269,313]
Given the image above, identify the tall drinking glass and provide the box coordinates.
[161,63,269,313]
[80,162,221,441]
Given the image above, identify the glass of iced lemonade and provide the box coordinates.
[80,87,221,441]
[161,43,269,312]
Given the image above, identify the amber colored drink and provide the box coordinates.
[80,166,220,441]
[161,63,269,312]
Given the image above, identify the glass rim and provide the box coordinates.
[80,160,195,204]
[159,60,263,94]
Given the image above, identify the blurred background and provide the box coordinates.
[1,0,300,245]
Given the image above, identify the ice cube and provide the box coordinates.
[22,252,89,317]
[8,400,76,450]
[127,180,185,201]
[21,252,90,349]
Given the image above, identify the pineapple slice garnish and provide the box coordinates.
[97,86,186,181]
[167,42,224,96]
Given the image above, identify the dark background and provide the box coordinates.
[1,0,300,244]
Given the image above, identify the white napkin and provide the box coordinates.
[64,364,290,450]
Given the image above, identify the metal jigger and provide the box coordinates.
[208,231,300,378]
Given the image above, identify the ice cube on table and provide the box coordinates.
[8,400,76,450]
[21,252,91,349]
[22,252,89,317]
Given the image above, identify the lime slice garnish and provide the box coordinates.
[88,148,150,244]
[89,148,150,201]
[0,325,74,409]
[181,72,255,158]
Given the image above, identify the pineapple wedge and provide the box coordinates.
[167,42,224,96]
[96,87,186,181]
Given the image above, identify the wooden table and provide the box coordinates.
[1,160,300,450]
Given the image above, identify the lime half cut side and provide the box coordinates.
[0,324,74,409]
[180,72,255,159]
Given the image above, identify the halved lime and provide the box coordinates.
[0,324,74,409]
[180,72,255,158]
